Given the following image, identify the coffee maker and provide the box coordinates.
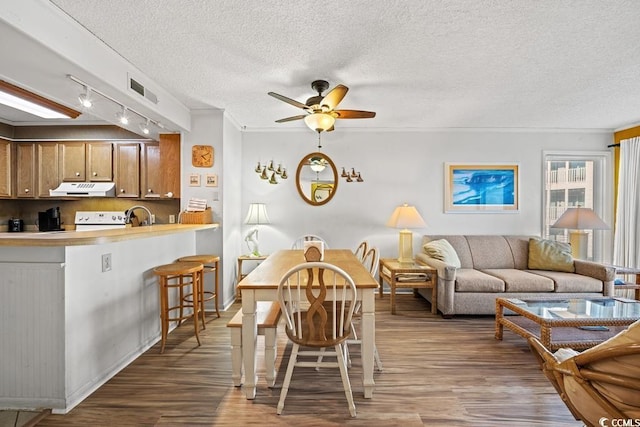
[38,207,63,232]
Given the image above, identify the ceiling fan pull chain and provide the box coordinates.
[317,132,322,149]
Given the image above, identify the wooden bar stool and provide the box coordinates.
[178,255,221,322]
[153,261,204,354]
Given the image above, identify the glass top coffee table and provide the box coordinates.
[495,297,640,351]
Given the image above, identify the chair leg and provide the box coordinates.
[335,343,357,418]
[277,343,299,415]
[374,345,383,371]
[315,347,325,371]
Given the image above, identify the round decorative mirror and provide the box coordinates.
[295,152,339,206]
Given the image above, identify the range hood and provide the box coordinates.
[50,182,116,197]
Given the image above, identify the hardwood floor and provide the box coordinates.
[36,294,581,426]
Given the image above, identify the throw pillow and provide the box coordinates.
[422,239,461,268]
[528,238,575,272]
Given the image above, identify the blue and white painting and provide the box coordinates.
[446,164,519,212]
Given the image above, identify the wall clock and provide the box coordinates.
[192,145,214,167]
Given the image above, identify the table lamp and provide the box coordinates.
[386,203,427,263]
[244,203,270,257]
[551,207,609,259]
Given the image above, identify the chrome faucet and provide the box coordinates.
[125,205,154,226]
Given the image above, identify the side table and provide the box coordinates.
[378,258,437,314]
[236,255,268,299]
[611,265,640,300]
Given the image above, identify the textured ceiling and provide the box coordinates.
[50,0,640,131]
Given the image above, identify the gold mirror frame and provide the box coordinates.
[295,152,339,206]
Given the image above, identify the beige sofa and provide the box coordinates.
[415,235,615,317]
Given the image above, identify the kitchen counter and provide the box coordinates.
[0,223,219,246]
[0,222,219,413]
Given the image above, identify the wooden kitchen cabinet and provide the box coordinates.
[113,142,140,198]
[141,142,161,198]
[59,142,86,181]
[86,142,113,181]
[37,142,60,197]
[16,143,36,197]
[0,141,11,197]
[159,133,181,198]
[59,142,112,182]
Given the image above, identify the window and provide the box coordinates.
[542,151,613,262]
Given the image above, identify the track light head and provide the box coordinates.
[139,119,150,135]
[116,107,129,125]
[78,86,92,108]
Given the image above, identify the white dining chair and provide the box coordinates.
[276,262,357,417]
[291,234,328,249]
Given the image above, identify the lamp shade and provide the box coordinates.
[551,207,609,230]
[304,112,335,132]
[386,204,427,229]
[244,203,271,225]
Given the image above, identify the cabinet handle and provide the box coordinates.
[147,189,152,193]
[92,172,97,176]
[75,172,80,177]
[120,189,125,193]
[24,188,30,193]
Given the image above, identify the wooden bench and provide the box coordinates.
[227,301,281,387]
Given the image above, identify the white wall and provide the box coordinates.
[241,129,613,260]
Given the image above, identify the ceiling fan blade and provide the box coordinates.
[321,84,349,110]
[268,92,309,110]
[275,114,307,123]
[333,110,376,119]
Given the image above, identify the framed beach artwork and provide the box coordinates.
[444,163,519,213]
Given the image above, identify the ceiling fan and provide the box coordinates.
[268,80,376,132]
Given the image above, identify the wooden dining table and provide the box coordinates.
[238,249,379,399]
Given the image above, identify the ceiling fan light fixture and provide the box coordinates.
[304,112,335,132]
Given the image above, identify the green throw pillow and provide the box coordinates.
[528,238,575,272]
[422,239,461,268]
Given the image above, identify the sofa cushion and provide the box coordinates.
[526,270,603,293]
[466,235,516,269]
[482,269,555,292]
[455,268,505,292]
[504,236,532,270]
[528,238,575,273]
[422,239,461,268]
[424,235,473,268]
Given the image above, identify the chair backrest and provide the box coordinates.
[277,262,357,348]
[362,247,379,277]
[354,241,368,262]
[291,234,328,249]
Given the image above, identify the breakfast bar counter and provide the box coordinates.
[0,223,219,413]
[0,223,218,246]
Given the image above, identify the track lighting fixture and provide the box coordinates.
[67,74,169,136]
[78,86,93,108]
[116,107,129,125]
[139,119,151,135]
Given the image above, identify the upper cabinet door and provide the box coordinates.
[141,142,161,198]
[16,143,36,198]
[86,142,113,181]
[37,142,60,197]
[0,141,11,198]
[114,143,140,198]
[59,142,86,181]
[159,133,181,198]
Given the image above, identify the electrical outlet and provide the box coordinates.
[102,253,112,272]
[169,214,176,224]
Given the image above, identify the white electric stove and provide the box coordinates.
[74,211,127,231]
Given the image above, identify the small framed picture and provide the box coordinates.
[205,174,218,187]
[189,173,201,187]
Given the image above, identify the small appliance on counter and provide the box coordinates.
[8,218,24,232]
[38,207,64,232]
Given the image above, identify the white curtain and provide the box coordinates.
[613,137,640,268]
